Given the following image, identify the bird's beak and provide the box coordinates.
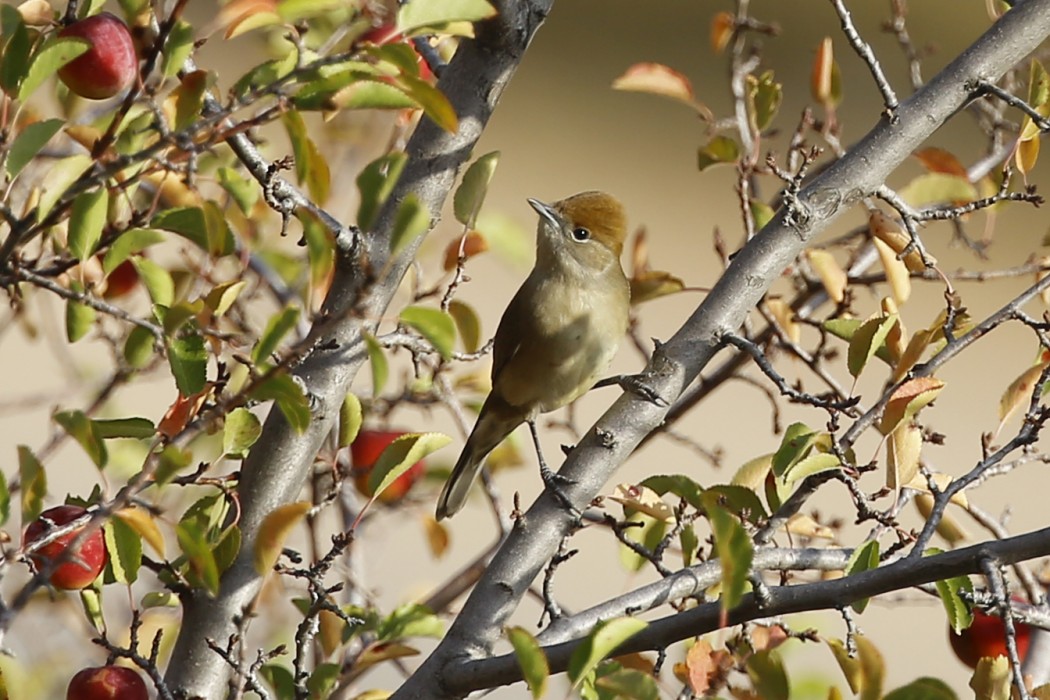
[528,198,561,229]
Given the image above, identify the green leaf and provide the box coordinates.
[397,0,497,34]
[232,51,297,98]
[748,70,782,132]
[223,407,262,458]
[782,451,840,487]
[260,665,295,700]
[339,393,363,449]
[595,668,658,700]
[702,484,768,523]
[640,474,705,509]
[366,432,451,501]
[883,677,958,700]
[848,314,898,378]
[364,333,388,396]
[54,409,107,468]
[704,496,753,614]
[38,154,92,221]
[65,291,96,343]
[20,36,89,101]
[93,417,156,439]
[203,280,247,318]
[79,587,105,635]
[154,444,192,486]
[618,511,667,573]
[454,151,500,226]
[6,118,63,179]
[173,70,211,131]
[0,12,30,95]
[152,206,234,257]
[771,422,819,478]
[928,552,974,633]
[282,109,331,204]
[398,74,458,132]
[0,469,9,527]
[390,194,431,257]
[1029,59,1050,108]
[566,618,647,687]
[377,602,444,641]
[218,166,259,215]
[697,135,740,171]
[160,20,193,77]
[306,663,340,699]
[134,257,174,306]
[103,515,141,585]
[356,152,408,231]
[18,445,46,524]
[747,650,789,700]
[176,519,220,595]
[124,325,156,368]
[679,524,698,567]
[400,306,456,360]
[447,300,481,353]
[168,329,208,396]
[251,373,311,433]
[750,199,775,231]
[102,228,165,275]
[508,626,549,699]
[68,188,109,262]
[252,305,300,365]
[845,539,880,613]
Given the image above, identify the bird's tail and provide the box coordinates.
[436,394,524,520]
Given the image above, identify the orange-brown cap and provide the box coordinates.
[549,191,628,257]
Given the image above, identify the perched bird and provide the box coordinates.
[436,191,631,520]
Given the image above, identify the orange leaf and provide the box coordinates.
[811,37,834,105]
[912,147,968,177]
[765,297,800,344]
[879,377,944,434]
[710,12,735,53]
[442,231,488,271]
[158,389,210,438]
[612,63,697,109]
[998,358,1050,428]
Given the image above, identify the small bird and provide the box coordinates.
[436,191,631,520]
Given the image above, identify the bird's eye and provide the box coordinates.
[571,227,590,242]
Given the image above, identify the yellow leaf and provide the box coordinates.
[806,249,847,303]
[997,356,1050,429]
[886,422,922,492]
[970,654,1011,700]
[254,501,311,574]
[765,297,800,344]
[610,484,674,522]
[869,210,928,273]
[873,237,911,305]
[115,507,166,557]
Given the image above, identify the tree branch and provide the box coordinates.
[390,2,1050,697]
[162,1,554,695]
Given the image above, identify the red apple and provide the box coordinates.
[58,13,137,100]
[67,665,148,700]
[23,505,107,590]
[102,259,139,299]
[350,430,426,503]
[949,602,1033,668]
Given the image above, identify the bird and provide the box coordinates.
[436,191,631,520]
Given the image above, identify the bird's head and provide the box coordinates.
[528,191,627,275]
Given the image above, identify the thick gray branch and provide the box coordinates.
[449,526,1050,692]
[163,2,553,697]
[391,2,1050,697]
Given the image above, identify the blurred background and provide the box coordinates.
[2,0,1049,697]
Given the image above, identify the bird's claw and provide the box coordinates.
[540,465,582,520]
[618,373,668,407]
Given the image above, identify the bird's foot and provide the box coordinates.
[595,373,668,407]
